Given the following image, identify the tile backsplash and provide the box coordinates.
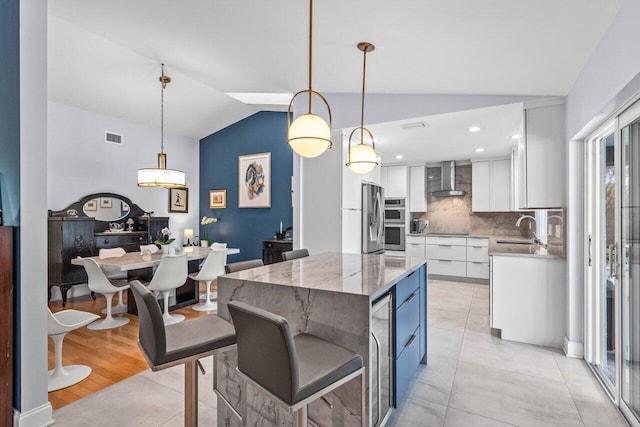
[413,165,564,241]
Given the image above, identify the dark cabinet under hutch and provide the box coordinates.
[48,193,168,306]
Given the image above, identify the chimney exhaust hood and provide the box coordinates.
[431,161,466,197]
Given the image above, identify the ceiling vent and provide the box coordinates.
[105,131,123,145]
[400,121,427,130]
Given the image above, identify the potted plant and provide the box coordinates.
[200,216,217,247]
[154,227,175,254]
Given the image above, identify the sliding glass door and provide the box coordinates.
[586,98,640,425]
[620,102,640,422]
[585,124,618,395]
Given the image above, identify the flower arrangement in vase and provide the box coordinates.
[154,227,175,254]
[200,216,217,247]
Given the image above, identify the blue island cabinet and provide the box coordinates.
[394,264,427,406]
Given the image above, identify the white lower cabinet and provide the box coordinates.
[466,262,489,279]
[428,259,466,276]
[424,236,489,280]
[406,235,426,259]
[491,255,566,347]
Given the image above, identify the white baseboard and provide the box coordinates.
[13,402,54,427]
[563,336,584,358]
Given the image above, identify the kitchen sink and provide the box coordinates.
[496,240,533,245]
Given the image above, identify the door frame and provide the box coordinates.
[584,119,620,399]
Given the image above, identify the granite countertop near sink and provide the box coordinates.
[489,237,565,259]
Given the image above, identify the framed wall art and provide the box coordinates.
[84,200,97,211]
[209,189,227,209]
[100,197,112,208]
[169,187,189,213]
[238,152,271,208]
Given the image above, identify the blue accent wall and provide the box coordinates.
[199,111,292,261]
[0,0,21,409]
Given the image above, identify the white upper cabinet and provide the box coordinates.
[513,100,566,209]
[409,165,427,212]
[471,161,491,212]
[382,165,408,198]
[472,159,510,212]
[491,159,511,211]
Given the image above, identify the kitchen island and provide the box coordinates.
[214,252,427,427]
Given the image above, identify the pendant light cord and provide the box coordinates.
[360,48,367,144]
[308,0,313,113]
[160,64,166,155]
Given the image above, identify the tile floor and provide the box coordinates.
[53,279,629,426]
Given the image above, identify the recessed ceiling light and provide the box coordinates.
[468,126,481,133]
[225,92,293,105]
[475,148,485,153]
[511,134,520,139]
[395,155,404,159]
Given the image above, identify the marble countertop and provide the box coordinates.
[489,239,565,259]
[223,252,425,299]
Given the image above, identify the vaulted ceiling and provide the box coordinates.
[48,0,624,139]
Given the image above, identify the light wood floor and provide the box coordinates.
[48,284,213,409]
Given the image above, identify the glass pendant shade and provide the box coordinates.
[288,112,331,158]
[138,153,186,188]
[348,141,378,174]
[137,65,186,189]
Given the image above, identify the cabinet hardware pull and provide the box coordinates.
[405,334,417,348]
[405,292,417,303]
[471,246,483,248]
[439,244,452,247]
[439,259,453,262]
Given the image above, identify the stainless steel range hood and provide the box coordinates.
[431,161,466,197]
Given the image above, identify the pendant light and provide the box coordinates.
[137,64,186,188]
[287,0,332,158]
[346,42,378,175]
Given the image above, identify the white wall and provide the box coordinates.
[17,0,51,424]
[47,101,200,242]
[564,0,640,351]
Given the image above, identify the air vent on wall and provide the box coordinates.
[105,131,123,145]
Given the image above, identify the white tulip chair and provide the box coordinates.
[146,254,188,325]
[47,308,99,391]
[191,247,227,312]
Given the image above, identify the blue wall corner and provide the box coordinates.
[199,111,292,261]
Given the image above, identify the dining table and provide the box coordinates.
[72,246,240,314]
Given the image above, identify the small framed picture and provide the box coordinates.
[100,197,112,208]
[210,189,227,209]
[238,152,271,208]
[84,200,97,211]
[169,188,189,213]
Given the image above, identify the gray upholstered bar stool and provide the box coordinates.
[281,248,309,261]
[129,281,236,427]
[228,301,365,427]
[224,258,264,273]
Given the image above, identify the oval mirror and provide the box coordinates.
[82,197,130,222]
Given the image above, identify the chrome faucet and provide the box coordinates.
[515,215,536,227]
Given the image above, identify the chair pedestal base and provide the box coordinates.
[87,316,129,330]
[162,313,185,326]
[102,303,127,315]
[192,301,217,312]
[48,365,92,392]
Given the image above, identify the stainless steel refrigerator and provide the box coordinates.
[362,183,385,254]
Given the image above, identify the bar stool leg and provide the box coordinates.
[185,360,198,427]
[296,405,308,427]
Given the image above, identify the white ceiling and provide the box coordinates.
[48,0,624,139]
[367,103,523,165]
